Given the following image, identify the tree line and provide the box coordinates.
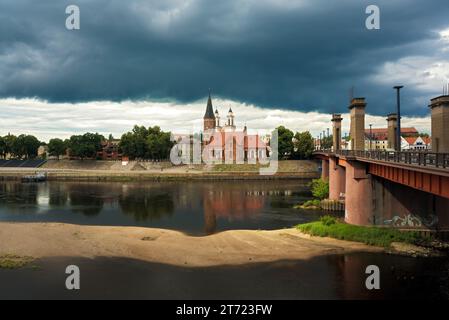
[0,126,175,160]
[0,134,41,159]
[276,126,330,160]
[119,126,174,160]
[1,125,321,161]
[0,133,107,160]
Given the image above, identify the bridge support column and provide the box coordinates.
[344,160,373,226]
[329,157,345,200]
[321,159,329,180]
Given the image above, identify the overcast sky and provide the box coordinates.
[1,0,448,141]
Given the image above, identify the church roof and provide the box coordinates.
[204,93,215,119]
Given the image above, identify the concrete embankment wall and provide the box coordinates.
[0,171,319,182]
[0,160,320,182]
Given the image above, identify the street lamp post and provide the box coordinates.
[369,124,373,150]
[394,86,404,152]
[320,132,323,150]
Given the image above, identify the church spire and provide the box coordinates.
[204,90,215,119]
[203,90,216,131]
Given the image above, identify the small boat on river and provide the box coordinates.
[21,172,47,183]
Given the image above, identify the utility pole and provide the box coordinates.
[394,86,404,152]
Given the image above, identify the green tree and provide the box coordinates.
[0,136,6,159]
[293,131,314,159]
[68,133,104,159]
[147,128,173,160]
[3,134,17,158]
[119,125,174,160]
[275,126,294,160]
[321,135,333,150]
[48,138,67,159]
[11,134,40,159]
[119,125,148,159]
[311,178,329,200]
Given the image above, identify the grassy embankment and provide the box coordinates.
[212,160,318,173]
[297,216,429,247]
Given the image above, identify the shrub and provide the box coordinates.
[320,215,337,226]
[310,178,329,200]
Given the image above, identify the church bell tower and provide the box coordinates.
[203,91,216,131]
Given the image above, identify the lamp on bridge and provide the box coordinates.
[393,85,404,152]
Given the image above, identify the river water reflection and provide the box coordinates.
[0,180,326,235]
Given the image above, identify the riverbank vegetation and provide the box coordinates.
[297,216,428,247]
[295,178,329,209]
[0,134,41,159]
[2,124,319,162]
[311,178,329,199]
[0,254,35,269]
[120,126,174,160]
[276,126,316,160]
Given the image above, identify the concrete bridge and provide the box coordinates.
[315,94,449,230]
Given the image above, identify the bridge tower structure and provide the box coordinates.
[430,95,449,153]
[387,113,398,150]
[349,98,366,151]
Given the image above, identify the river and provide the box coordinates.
[0,180,448,299]
[0,180,325,235]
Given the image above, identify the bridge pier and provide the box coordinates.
[321,159,329,180]
[344,160,373,226]
[329,156,345,201]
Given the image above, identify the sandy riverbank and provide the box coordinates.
[2,223,447,300]
[0,222,382,267]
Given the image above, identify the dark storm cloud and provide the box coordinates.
[0,0,448,116]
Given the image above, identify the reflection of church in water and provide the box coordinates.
[202,188,266,234]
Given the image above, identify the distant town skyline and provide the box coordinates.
[0,96,432,142]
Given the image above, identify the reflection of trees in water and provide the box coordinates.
[119,192,174,221]
[0,182,38,209]
[67,184,107,217]
[48,183,68,207]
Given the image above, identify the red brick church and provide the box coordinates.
[202,93,268,163]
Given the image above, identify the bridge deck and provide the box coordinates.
[315,150,449,198]
[315,150,449,174]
